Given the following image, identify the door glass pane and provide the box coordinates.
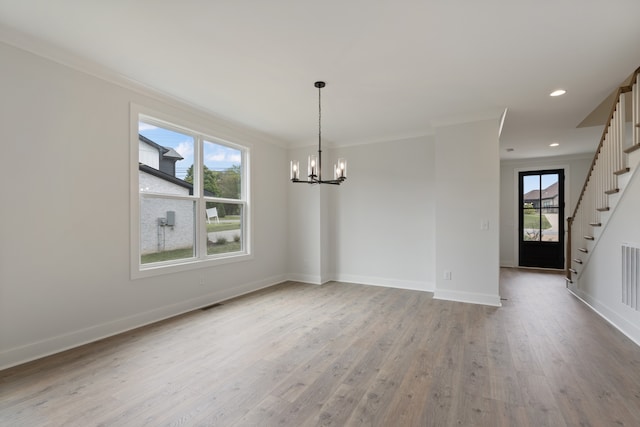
[523,207,542,241]
[540,173,559,242]
[522,175,541,241]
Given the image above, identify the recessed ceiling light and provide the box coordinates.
[550,89,566,97]
[549,142,560,147]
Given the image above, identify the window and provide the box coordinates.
[131,106,250,277]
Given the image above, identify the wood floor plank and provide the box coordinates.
[302,383,364,427]
[2,270,640,426]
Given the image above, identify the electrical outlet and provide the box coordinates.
[444,271,452,280]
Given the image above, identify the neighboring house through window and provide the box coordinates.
[523,181,558,213]
[131,105,250,278]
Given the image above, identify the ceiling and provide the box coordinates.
[1,1,639,159]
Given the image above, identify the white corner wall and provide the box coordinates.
[499,154,592,267]
[287,137,436,290]
[0,41,289,370]
[434,119,501,306]
[287,146,323,283]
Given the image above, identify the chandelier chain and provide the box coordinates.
[318,83,322,154]
[289,80,346,185]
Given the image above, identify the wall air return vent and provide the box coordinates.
[622,244,640,310]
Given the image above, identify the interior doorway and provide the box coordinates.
[518,169,565,269]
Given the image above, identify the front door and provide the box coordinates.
[518,169,565,269]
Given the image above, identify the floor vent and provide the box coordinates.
[201,303,223,311]
[622,244,640,310]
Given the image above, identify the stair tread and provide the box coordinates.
[584,235,595,240]
[569,268,578,274]
[624,144,640,154]
[597,207,610,212]
[605,188,620,195]
[589,222,602,227]
[614,167,630,175]
[573,258,583,264]
[578,248,589,253]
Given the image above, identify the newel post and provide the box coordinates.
[566,216,573,286]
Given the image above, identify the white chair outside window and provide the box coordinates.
[206,207,220,224]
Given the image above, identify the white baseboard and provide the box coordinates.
[433,288,502,307]
[568,288,640,348]
[0,274,286,371]
[334,274,434,292]
[286,273,323,285]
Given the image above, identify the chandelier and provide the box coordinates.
[290,81,347,185]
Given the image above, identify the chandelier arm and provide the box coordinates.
[291,177,345,185]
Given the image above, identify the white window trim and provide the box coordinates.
[130,103,252,279]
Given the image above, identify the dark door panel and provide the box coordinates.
[519,170,564,269]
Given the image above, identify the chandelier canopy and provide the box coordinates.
[290,81,347,185]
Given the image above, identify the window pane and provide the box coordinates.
[206,202,243,255]
[139,120,195,185]
[203,140,242,199]
[140,197,195,264]
[134,110,250,275]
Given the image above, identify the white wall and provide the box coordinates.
[330,137,436,290]
[571,166,640,344]
[287,146,322,283]
[434,119,501,306]
[500,154,592,267]
[0,41,289,369]
[287,137,435,289]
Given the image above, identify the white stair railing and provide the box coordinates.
[567,67,640,284]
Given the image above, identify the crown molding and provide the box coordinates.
[430,107,506,129]
[0,24,288,149]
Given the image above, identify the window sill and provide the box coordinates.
[131,252,254,280]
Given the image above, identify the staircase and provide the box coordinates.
[567,67,640,285]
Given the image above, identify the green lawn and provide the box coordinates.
[141,240,241,264]
[206,216,241,232]
[141,248,194,264]
[523,213,552,229]
[206,222,241,232]
[208,240,241,255]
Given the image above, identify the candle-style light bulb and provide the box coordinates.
[337,158,347,179]
[290,160,299,180]
[308,155,318,178]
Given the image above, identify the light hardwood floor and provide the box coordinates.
[2,269,640,426]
